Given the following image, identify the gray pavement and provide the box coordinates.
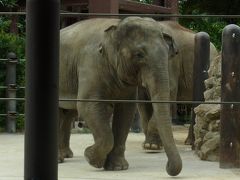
[0,126,239,180]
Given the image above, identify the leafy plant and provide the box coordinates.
[179,0,240,50]
[138,0,154,4]
[0,0,17,8]
[0,7,25,131]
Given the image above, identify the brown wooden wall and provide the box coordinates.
[61,0,178,27]
[11,1,178,33]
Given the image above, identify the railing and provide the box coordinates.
[0,11,240,172]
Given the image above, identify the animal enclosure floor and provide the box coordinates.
[0,126,239,180]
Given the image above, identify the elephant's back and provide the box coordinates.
[59,18,120,109]
[60,18,120,47]
[159,21,195,100]
[59,18,120,75]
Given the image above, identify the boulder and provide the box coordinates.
[194,55,221,161]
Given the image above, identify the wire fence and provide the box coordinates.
[1,8,240,171]
[1,12,240,18]
[0,86,25,89]
[0,58,26,62]
[0,97,239,105]
[0,11,239,126]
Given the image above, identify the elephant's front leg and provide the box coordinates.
[138,87,162,151]
[145,118,163,150]
[138,102,162,150]
[104,102,136,171]
[82,102,114,168]
[58,108,75,163]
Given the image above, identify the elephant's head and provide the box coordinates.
[101,17,182,176]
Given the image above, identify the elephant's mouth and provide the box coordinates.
[117,62,142,87]
[119,74,141,87]
[120,78,137,86]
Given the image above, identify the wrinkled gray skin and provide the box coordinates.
[138,21,219,150]
[59,17,182,176]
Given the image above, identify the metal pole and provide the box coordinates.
[187,32,210,148]
[24,0,60,179]
[6,52,18,133]
[193,32,210,107]
[220,24,240,168]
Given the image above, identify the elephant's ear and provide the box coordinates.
[163,33,178,58]
[104,25,118,42]
[98,25,117,55]
[105,25,117,33]
[101,25,119,66]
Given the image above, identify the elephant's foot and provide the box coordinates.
[64,147,74,158]
[184,123,196,150]
[84,146,107,168]
[184,135,195,150]
[104,156,129,171]
[58,154,64,163]
[143,133,163,151]
[184,135,192,145]
[58,147,74,163]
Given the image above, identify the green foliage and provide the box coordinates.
[0,14,25,131]
[133,0,154,4]
[179,0,240,17]
[178,0,240,50]
[179,16,227,50]
[0,0,17,8]
[138,0,153,4]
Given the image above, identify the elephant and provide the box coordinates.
[58,17,182,176]
[138,20,219,150]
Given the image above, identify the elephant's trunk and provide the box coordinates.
[146,73,182,176]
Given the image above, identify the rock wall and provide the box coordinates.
[194,55,221,161]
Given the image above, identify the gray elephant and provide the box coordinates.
[138,21,219,150]
[58,17,182,176]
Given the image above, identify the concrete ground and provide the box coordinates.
[0,126,239,180]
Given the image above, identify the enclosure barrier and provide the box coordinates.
[2,11,240,18]
[220,24,240,168]
[23,0,59,179]
[5,52,18,133]
[2,97,240,104]
[186,32,210,148]
[0,53,25,132]
[1,10,240,179]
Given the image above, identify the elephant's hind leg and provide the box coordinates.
[58,108,76,163]
[104,102,136,171]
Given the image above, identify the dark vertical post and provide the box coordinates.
[193,32,210,106]
[169,0,178,14]
[152,0,161,6]
[6,52,18,133]
[10,15,18,34]
[220,24,240,168]
[165,0,178,20]
[89,0,119,14]
[186,32,210,148]
[24,0,60,179]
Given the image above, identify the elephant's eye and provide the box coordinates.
[134,51,145,60]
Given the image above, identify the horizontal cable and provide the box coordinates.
[60,13,240,19]
[0,12,26,15]
[0,58,26,62]
[1,12,240,18]
[0,114,25,116]
[0,86,25,89]
[0,97,239,105]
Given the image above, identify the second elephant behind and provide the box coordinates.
[138,21,219,150]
